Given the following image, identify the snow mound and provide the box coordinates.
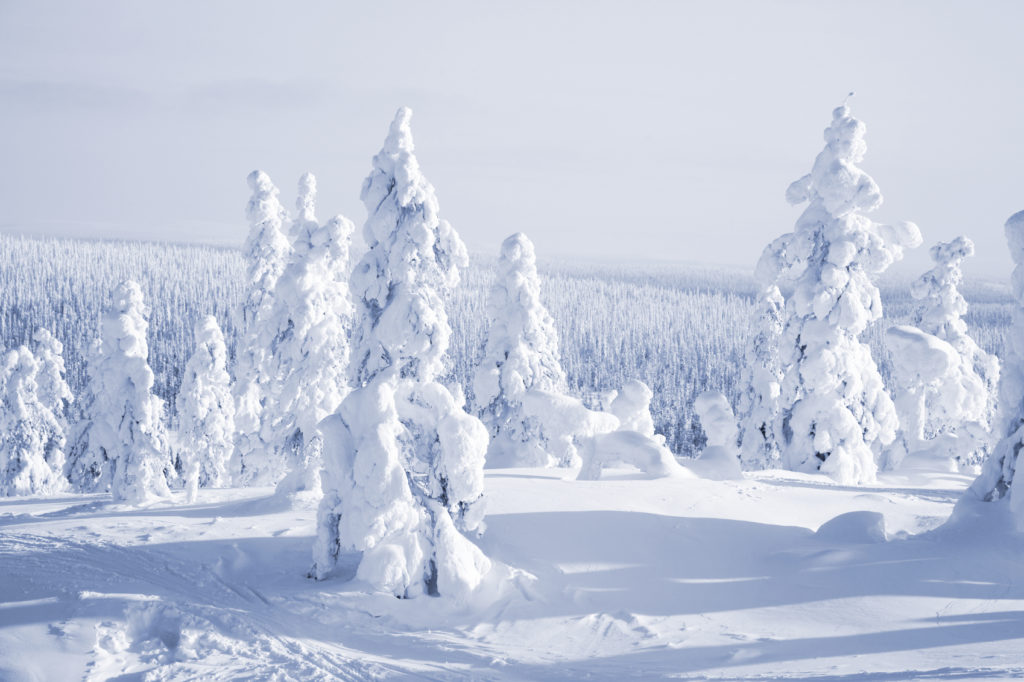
[815,510,887,544]
[576,430,689,481]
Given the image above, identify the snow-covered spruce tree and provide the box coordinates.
[32,328,73,475]
[910,236,999,465]
[735,285,784,470]
[0,347,67,496]
[66,281,170,503]
[968,211,1024,522]
[757,104,921,484]
[176,316,235,501]
[263,174,355,496]
[473,232,569,467]
[314,107,491,600]
[232,170,292,486]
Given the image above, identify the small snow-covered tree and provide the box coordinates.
[32,328,73,474]
[176,316,235,501]
[0,347,67,496]
[758,104,921,484]
[691,390,743,480]
[232,170,292,485]
[262,174,355,496]
[735,285,784,470]
[909,236,999,466]
[969,211,1024,522]
[473,232,569,467]
[314,107,491,600]
[66,281,170,504]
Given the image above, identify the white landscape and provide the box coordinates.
[1,2,1023,681]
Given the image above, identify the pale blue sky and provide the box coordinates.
[0,0,1020,277]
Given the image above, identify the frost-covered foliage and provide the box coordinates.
[176,316,235,501]
[67,281,170,504]
[970,211,1024,523]
[757,105,921,484]
[907,237,999,466]
[232,171,293,486]
[735,285,784,470]
[32,328,73,471]
[0,347,67,495]
[315,108,490,600]
[473,232,569,467]
[262,176,355,497]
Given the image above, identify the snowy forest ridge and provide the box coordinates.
[0,230,1010,458]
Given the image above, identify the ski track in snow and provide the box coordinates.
[3,470,1024,679]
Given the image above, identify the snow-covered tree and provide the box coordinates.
[176,316,235,501]
[757,104,921,484]
[66,281,170,504]
[735,285,784,470]
[908,236,999,466]
[473,232,569,467]
[969,211,1024,523]
[262,174,356,496]
[32,328,73,474]
[232,170,292,485]
[691,390,743,480]
[314,107,491,600]
[0,347,67,496]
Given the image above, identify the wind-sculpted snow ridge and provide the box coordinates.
[757,104,921,485]
[315,107,492,601]
[175,316,234,501]
[232,170,293,487]
[262,174,356,499]
[474,232,570,468]
[969,210,1024,526]
[66,280,170,504]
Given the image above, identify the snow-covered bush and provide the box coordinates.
[262,176,355,497]
[969,211,1024,524]
[473,232,569,467]
[907,236,999,466]
[66,281,170,504]
[735,285,784,470]
[0,347,67,495]
[232,170,292,486]
[314,107,491,600]
[757,104,921,485]
[176,316,235,501]
[690,390,743,480]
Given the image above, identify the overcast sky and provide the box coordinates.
[0,0,1020,277]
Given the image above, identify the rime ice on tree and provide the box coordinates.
[232,170,292,486]
[758,104,921,485]
[0,347,67,496]
[176,316,235,501]
[67,281,170,504]
[735,285,784,470]
[263,174,355,497]
[314,108,490,600]
[969,211,1024,524]
[473,232,569,467]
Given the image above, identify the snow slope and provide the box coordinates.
[2,468,1024,680]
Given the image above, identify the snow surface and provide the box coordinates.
[3,468,1024,679]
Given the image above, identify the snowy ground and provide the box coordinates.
[2,467,1024,680]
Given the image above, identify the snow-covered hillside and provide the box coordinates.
[3,466,1023,680]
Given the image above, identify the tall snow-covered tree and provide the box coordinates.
[909,236,999,465]
[314,107,491,600]
[757,104,921,484]
[232,170,292,485]
[969,211,1024,522]
[32,328,73,474]
[176,316,235,501]
[66,281,170,503]
[735,285,784,470]
[0,347,67,496]
[263,173,356,496]
[473,232,569,467]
